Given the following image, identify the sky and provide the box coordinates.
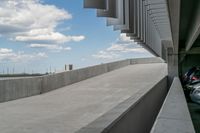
[0,0,153,74]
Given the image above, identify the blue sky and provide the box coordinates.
[0,0,153,74]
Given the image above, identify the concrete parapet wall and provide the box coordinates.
[76,76,168,133]
[150,77,195,133]
[0,57,164,102]
[41,63,107,93]
[106,59,130,72]
[41,59,130,93]
[0,77,42,102]
[130,57,165,64]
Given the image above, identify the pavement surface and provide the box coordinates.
[0,63,167,133]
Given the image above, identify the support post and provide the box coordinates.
[167,47,178,84]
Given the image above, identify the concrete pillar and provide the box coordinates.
[161,40,173,61]
[167,0,181,53]
[167,48,178,84]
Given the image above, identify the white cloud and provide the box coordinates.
[29,44,71,52]
[117,33,133,43]
[81,58,86,61]
[107,43,147,53]
[92,51,119,59]
[93,33,149,59]
[0,0,85,45]
[70,35,85,42]
[0,48,13,53]
[15,32,85,44]
[0,48,47,62]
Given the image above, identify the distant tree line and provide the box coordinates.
[0,73,46,77]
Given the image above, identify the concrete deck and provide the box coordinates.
[0,63,167,133]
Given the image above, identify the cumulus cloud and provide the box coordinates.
[117,33,134,43]
[29,44,71,52]
[0,48,13,54]
[0,0,85,45]
[92,51,119,59]
[93,34,148,59]
[107,43,147,53]
[0,48,47,62]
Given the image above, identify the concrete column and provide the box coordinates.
[167,0,181,53]
[162,40,173,60]
[167,47,179,84]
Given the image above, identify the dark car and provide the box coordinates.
[188,69,200,84]
[185,81,200,93]
[182,67,200,85]
[189,82,200,104]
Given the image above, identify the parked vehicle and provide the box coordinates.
[188,69,200,83]
[184,82,199,99]
[182,67,200,85]
[182,67,200,100]
[189,82,200,104]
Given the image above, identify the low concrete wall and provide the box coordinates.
[106,59,130,72]
[76,76,168,133]
[0,57,164,102]
[41,63,107,93]
[150,77,195,133]
[41,59,130,93]
[0,77,42,102]
[0,59,131,102]
[130,57,165,64]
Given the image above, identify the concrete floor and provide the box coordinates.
[187,98,200,132]
[0,63,167,133]
[188,102,200,133]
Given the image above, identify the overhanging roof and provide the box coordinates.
[84,0,173,57]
